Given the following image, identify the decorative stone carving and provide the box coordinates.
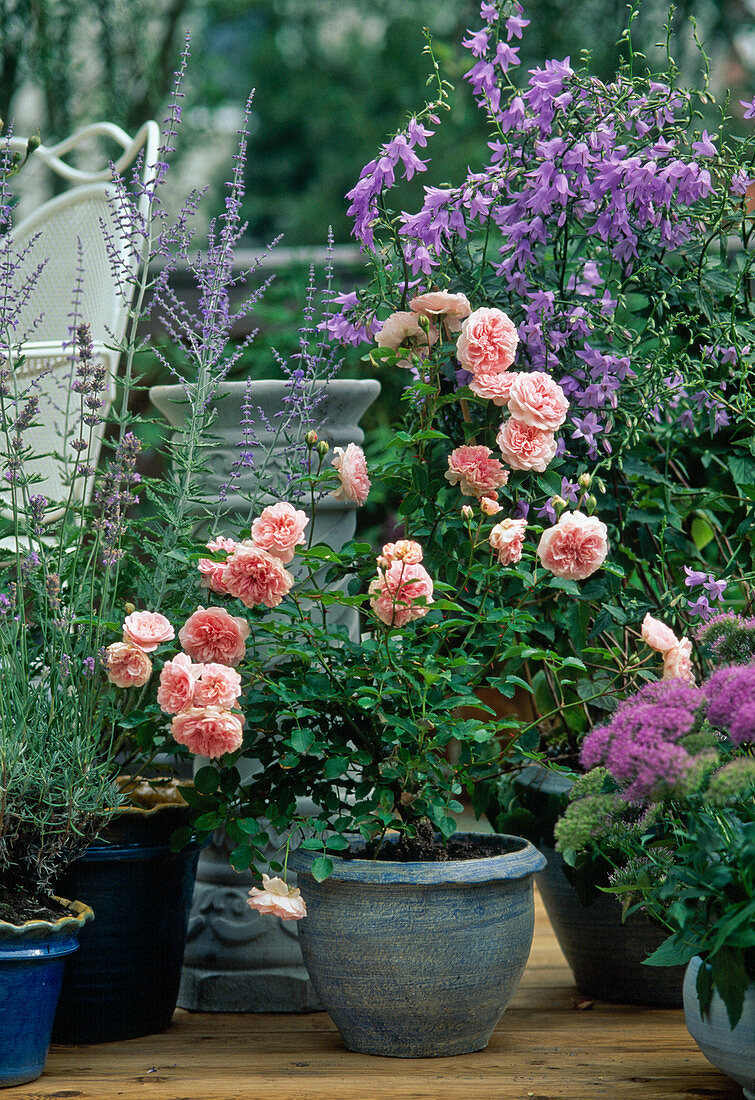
[149,378,380,1012]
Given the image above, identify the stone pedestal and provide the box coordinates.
[150,378,380,1012]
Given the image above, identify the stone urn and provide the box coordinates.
[149,377,380,1012]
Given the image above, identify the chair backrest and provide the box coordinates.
[6,120,160,346]
[0,122,159,523]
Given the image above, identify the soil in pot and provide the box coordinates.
[52,777,201,1044]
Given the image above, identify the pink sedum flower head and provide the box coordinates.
[456,307,519,375]
[537,510,609,581]
[106,641,153,688]
[193,663,243,709]
[198,536,239,595]
[222,545,295,610]
[247,875,307,922]
[468,371,516,405]
[481,496,503,516]
[641,614,679,654]
[409,290,471,334]
[497,418,557,472]
[171,706,244,759]
[375,310,437,369]
[251,502,309,564]
[445,444,509,498]
[369,560,434,628]
[507,371,569,432]
[489,518,527,566]
[663,638,695,684]
[331,443,371,507]
[380,539,424,565]
[157,652,202,714]
[122,610,175,653]
[179,606,250,666]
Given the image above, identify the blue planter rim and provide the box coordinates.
[0,897,93,941]
[290,832,546,885]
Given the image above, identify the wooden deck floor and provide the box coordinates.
[11,890,740,1100]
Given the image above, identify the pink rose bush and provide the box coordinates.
[122,610,175,652]
[489,518,528,566]
[198,536,238,595]
[496,419,557,472]
[641,614,695,683]
[445,445,509,498]
[376,310,437,369]
[106,642,153,689]
[409,290,471,334]
[456,306,519,374]
[537,511,609,581]
[171,706,244,759]
[222,545,294,610]
[369,547,434,627]
[179,605,250,665]
[247,875,307,921]
[507,372,569,432]
[157,652,202,713]
[331,443,371,506]
[251,502,309,564]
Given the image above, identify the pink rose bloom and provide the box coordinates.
[157,652,202,714]
[193,663,243,709]
[222,545,294,610]
[376,310,437,369]
[251,502,309,564]
[537,510,609,581]
[380,539,424,565]
[331,443,371,507]
[489,518,528,566]
[496,418,557,472]
[481,496,503,516]
[179,606,250,666]
[122,610,175,653]
[456,307,519,375]
[106,641,152,689]
[171,706,244,759]
[409,290,471,334]
[468,371,516,405]
[198,536,238,595]
[247,875,307,922]
[663,638,695,684]
[507,371,569,432]
[369,560,434,628]
[641,613,679,654]
[445,444,510,498]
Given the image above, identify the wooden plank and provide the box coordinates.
[6,892,741,1100]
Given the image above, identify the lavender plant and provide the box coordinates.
[329,0,755,755]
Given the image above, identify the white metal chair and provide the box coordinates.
[1,120,159,516]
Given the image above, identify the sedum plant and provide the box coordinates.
[553,640,755,1026]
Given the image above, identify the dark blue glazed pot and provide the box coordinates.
[0,898,92,1087]
[290,833,545,1058]
[53,791,200,1045]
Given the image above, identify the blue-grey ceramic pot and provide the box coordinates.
[290,833,546,1057]
[684,957,755,1099]
[0,898,92,1087]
